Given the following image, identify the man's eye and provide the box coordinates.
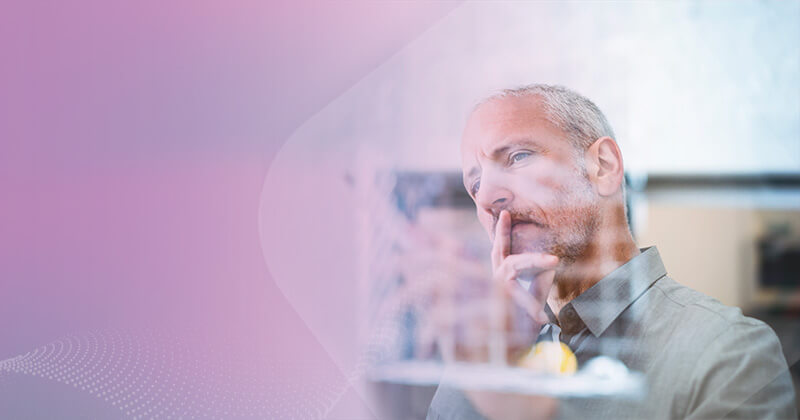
[471,179,481,196]
[510,151,532,163]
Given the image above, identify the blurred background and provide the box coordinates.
[1,0,798,418]
[260,1,800,418]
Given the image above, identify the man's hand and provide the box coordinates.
[484,209,559,364]
[490,209,559,325]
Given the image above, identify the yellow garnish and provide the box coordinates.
[517,341,577,375]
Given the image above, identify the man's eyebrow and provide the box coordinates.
[463,138,541,184]
[490,139,540,159]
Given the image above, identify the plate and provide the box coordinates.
[367,360,645,399]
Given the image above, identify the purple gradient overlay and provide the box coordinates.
[0,1,459,418]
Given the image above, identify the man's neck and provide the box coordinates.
[547,229,640,318]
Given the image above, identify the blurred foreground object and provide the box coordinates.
[517,342,577,375]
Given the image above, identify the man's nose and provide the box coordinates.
[475,179,513,218]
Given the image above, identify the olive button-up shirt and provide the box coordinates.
[427,247,798,420]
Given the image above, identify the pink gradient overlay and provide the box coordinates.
[0,1,459,418]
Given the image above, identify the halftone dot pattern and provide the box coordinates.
[0,330,352,419]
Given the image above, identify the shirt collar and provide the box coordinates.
[547,246,668,337]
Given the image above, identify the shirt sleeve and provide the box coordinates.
[682,319,797,420]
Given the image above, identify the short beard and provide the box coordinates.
[548,169,600,266]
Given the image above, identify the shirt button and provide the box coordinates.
[560,306,580,335]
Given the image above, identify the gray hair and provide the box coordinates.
[476,84,616,155]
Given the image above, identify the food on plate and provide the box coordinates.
[517,341,577,375]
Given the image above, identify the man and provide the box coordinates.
[426,84,797,419]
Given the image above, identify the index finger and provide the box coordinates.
[491,210,511,269]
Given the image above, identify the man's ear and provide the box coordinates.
[585,136,625,197]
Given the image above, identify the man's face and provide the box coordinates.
[461,96,600,262]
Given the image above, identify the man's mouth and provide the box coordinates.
[511,221,528,230]
[491,211,546,235]
[508,218,551,255]
[511,219,545,229]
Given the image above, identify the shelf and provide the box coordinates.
[367,360,645,399]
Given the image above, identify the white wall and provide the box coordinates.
[332,1,800,175]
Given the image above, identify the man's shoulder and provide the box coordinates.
[649,279,797,419]
[647,276,775,343]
